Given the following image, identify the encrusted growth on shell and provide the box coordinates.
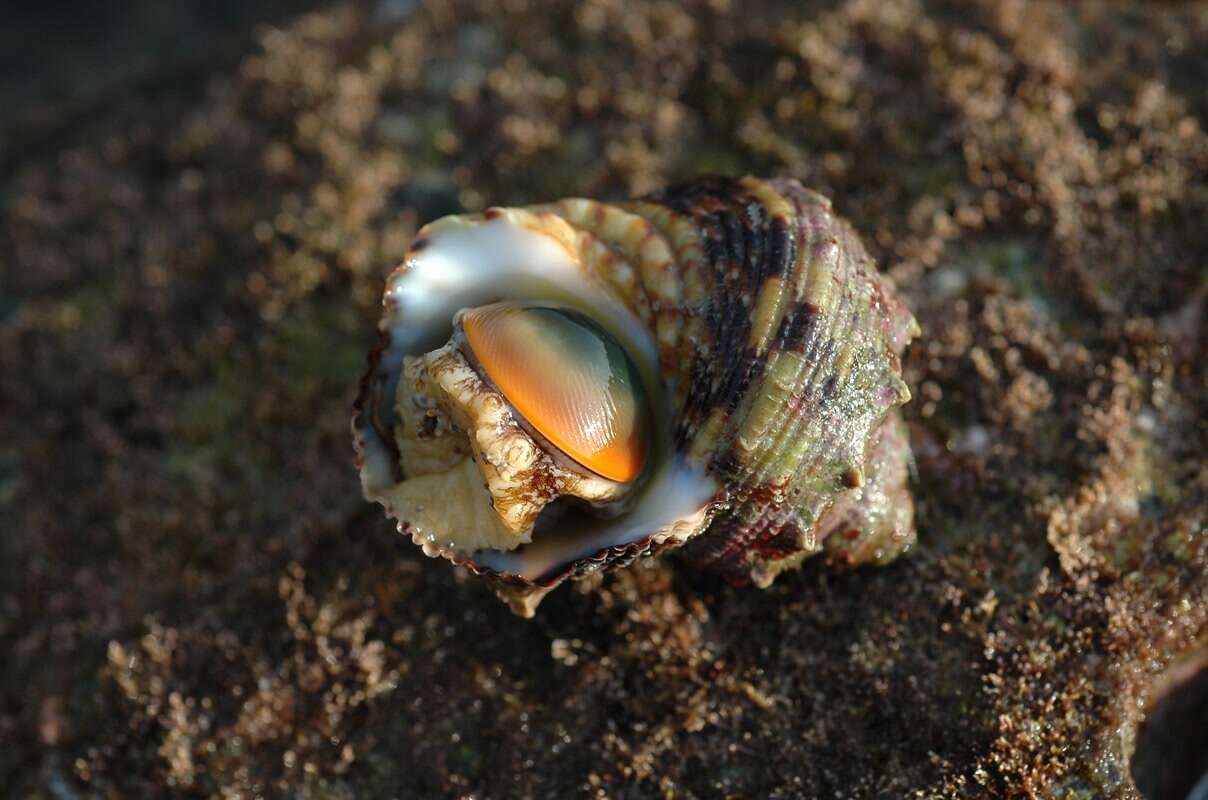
[353,176,918,615]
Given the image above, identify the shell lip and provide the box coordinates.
[433,489,723,585]
[351,325,401,485]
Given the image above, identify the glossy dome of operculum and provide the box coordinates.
[461,302,650,483]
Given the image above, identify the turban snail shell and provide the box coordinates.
[353,176,919,616]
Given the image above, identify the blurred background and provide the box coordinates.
[1,1,1205,798]
[1,1,321,170]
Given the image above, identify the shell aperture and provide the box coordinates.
[353,176,920,616]
[461,303,650,484]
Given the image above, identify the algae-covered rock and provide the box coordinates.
[2,1,1205,797]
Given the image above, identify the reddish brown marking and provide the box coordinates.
[751,522,806,560]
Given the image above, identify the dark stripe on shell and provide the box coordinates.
[773,303,817,352]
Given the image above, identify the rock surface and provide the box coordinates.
[2,1,1205,797]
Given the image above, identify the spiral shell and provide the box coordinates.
[353,176,918,616]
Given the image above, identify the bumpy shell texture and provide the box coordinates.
[353,176,919,616]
